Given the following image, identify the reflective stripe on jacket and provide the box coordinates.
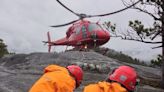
[83,81,128,92]
[29,65,76,92]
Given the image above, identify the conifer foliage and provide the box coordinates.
[0,38,9,58]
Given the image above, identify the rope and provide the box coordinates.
[80,51,85,62]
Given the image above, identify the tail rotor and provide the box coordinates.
[47,32,52,52]
[43,31,52,52]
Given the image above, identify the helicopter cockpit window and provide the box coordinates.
[82,25,86,32]
[88,23,102,32]
[75,26,81,34]
[82,25,87,38]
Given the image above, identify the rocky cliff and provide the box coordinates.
[0,51,163,92]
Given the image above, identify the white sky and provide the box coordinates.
[0,0,162,62]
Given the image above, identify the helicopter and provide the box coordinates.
[44,20,110,52]
[43,0,140,52]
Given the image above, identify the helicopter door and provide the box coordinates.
[81,25,87,38]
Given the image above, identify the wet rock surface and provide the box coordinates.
[0,51,163,92]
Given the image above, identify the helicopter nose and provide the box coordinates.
[97,30,110,41]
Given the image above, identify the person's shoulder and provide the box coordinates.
[84,82,100,92]
[86,83,98,87]
[44,64,67,73]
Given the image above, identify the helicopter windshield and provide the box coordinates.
[88,23,102,32]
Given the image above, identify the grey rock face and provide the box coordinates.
[0,51,163,92]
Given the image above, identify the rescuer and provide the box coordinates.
[29,64,83,92]
[83,65,138,92]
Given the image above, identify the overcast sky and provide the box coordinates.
[0,0,161,62]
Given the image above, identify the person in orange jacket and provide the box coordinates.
[29,64,83,92]
[83,66,138,92]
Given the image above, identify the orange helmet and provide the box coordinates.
[109,66,137,91]
[67,65,83,88]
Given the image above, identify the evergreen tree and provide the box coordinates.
[0,39,9,58]
[151,54,162,67]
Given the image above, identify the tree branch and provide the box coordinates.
[111,35,162,44]
[151,30,162,40]
[134,7,160,20]
[152,45,163,49]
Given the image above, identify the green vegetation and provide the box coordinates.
[94,47,162,67]
[150,54,162,67]
[93,47,147,66]
[0,38,9,58]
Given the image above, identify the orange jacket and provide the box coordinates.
[29,65,76,92]
[83,81,128,92]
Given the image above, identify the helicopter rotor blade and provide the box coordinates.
[56,0,79,16]
[51,19,79,27]
[48,45,52,52]
[86,0,140,18]
[52,0,140,28]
